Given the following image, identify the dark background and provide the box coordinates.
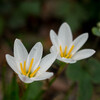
[0,0,100,100]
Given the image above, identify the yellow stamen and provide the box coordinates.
[65,54,69,58]
[64,46,67,56]
[24,61,26,74]
[26,58,34,76]
[69,54,72,58]
[60,45,63,57]
[65,45,74,58]
[30,66,40,78]
[20,63,25,75]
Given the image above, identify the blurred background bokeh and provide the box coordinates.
[0,0,100,100]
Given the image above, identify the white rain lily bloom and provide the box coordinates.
[6,39,57,83]
[50,22,95,63]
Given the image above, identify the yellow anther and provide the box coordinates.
[26,58,34,76]
[30,66,40,78]
[65,54,69,58]
[60,45,63,57]
[64,46,67,56]
[66,45,74,58]
[20,63,25,75]
[69,54,72,58]
[24,61,26,74]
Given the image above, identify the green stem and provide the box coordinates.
[35,63,68,100]
[49,65,65,86]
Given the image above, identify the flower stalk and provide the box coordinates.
[34,62,67,100]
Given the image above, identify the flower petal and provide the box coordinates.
[58,22,73,50]
[57,55,76,63]
[6,54,19,74]
[71,33,88,55]
[50,30,59,50]
[18,74,34,83]
[72,49,95,61]
[50,46,58,53]
[34,72,53,80]
[18,72,53,83]
[38,53,57,73]
[14,39,28,66]
[26,42,43,72]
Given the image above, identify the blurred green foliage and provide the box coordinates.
[22,82,42,100]
[19,1,40,16]
[92,22,100,37]
[87,58,100,83]
[0,0,100,100]
[3,75,19,100]
[2,75,42,100]
[66,58,100,100]
[67,62,84,81]
[0,0,100,31]
[8,1,40,29]
[56,1,88,31]
[78,73,93,100]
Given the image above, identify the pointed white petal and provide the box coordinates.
[34,72,53,81]
[50,30,59,50]
[18,74,35,83]
[38,53,57,73]
[18,72,53,83]
[57,55,76,63]
[14,39,28,65]
[6,54,19,74]
[50,46,58,53]
[72,49,95,61]
[71,33,88,55]
[58,22,73,50]
[26,42,43,72]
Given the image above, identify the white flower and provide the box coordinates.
[50,22,95,63]
[6,39,57,83]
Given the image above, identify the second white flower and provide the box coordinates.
[50,22,95,63]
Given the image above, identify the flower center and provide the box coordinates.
[60,45,74,58]
[20,58,40,78]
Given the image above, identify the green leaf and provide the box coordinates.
[3,75,19,100]
[10,76,19,100]
[92,27,100,37]
[22,81,42,100]
[77,72,93,100]
[66,62,93,100]
[86,58,100,84]
[97,22,100,28]
[66,62,84,81]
